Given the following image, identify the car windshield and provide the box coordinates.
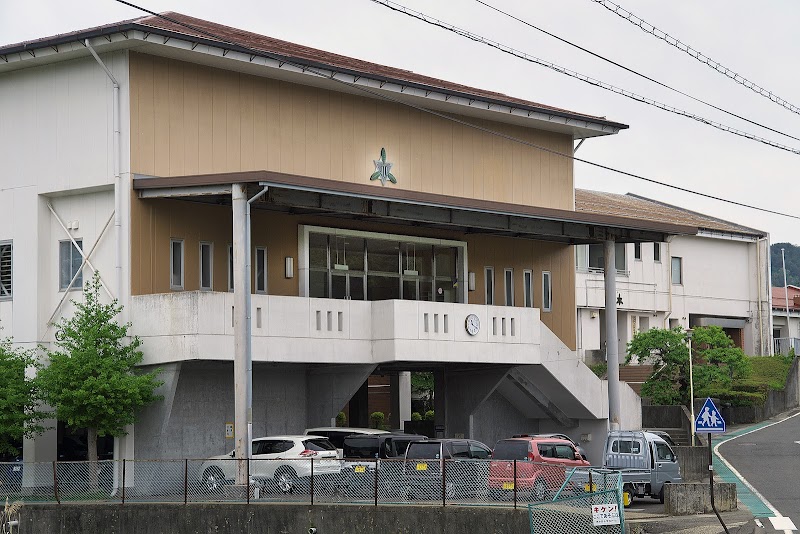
[492,440,529,460]
[406,442,442,459]
[303,438,336,451]
[343,437,379,458]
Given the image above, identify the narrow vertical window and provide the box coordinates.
[653,243,661,263]
[170,239,184,290]
[671,257,683,285]
[0,241,12,300]
[523,269,533,308]
[59,239,83,290]
[255,247,267,294]
[228,244,234,292]
[485,267,495,305]
[634,242,641,261]
[542,271,552,312]
[199,242,213,291]
[504,268,514,306]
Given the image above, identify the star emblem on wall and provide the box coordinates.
[370,147,397,186]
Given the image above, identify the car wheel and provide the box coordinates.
[203,467,225,494]
[659,485,665,504]
[532,478,548,501]
[275,467,299,494]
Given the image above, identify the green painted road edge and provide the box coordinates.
[711,420,779,518]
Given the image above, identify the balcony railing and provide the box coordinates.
[773,337,800,356]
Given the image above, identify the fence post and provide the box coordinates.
[441,459,446,507]
[374,459,378,506]
[184,459,188,505]
[121,459,126,505]
[52,461,60,504]
[247,457,251,505]
[310,458,314,506]
[513,460,517,509]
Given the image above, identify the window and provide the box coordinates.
[655,442,674,462]
[611,439,641,454]
[542,271,552,312]
[586,243,627,272]
[671,257,683,285]
[0,241,11,300]
[469,442,491,459]
[451,441,470,459]
[653,242,661,262]
[59,239,83,290]
[634,242,641,261]
[504,268,514,306]
[199,242,213,291]
[555,445,577,460]
[228,244,234,291]
[485,267,495,305]
[255,247,267,294]
[523,270,533,308]
[170,239,184,290]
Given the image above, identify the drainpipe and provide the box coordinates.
[86,38,123,496]
[755,238,764,355]
[783,248,791,344]
[663,238,674,328]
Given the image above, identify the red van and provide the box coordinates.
[488,436,589,501]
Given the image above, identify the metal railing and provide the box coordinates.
[773,337,800,355]
[1,458,624,509]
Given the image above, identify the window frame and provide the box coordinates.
[634,242,641,261]
[199,241,213,291]
[170,238,185,291]
[0,240,11,300]
[59,239,84,291]
[255,246,268,294]
[523,269,533,308]
[504,268,514,306]
[653,242,661,263]
[485,266,495,305]
[671,256,683,285]
[542,271,552,312]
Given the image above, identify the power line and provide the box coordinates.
[370,0,800,158]
[475,0,800,143]
[590,0,800,118]
[111,0,800,222]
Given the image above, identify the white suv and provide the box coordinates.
[199,435,340,493]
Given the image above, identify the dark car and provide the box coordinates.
[0,453,23,495]
[646,430,677,447]
[403,439,492,500]
[341,433,428,498]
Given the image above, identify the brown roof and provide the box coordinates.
[0,12,627,130]
[575,190,766,237]
[772,286,800,310]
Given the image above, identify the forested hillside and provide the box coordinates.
[772,243,800,287]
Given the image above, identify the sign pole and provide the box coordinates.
[708,432,729,534]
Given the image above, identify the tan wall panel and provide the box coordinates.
[129,53,575,210]
[130,198,576,348]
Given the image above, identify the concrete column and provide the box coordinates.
[398,371,412,431]
[434,369,446,438]
[232,184,249,485]
[604,239,621,431]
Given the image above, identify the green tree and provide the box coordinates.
[0,337,46,456]
[38,272,162,483]
[411,372,434,412]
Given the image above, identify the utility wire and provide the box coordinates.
[112,0,800,222]
[371,0,800,158]
[590,0,800,118]
[476,0,800,143]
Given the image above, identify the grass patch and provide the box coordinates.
[739,355,794,391]
[588,363,607,378]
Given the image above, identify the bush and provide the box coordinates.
[701,388,766,407]
[410,412,422,421]
[335,411,347,427]
[589,363,607,378]
[423,410,435,421]
[369,411,386,430]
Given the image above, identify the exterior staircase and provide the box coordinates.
[618,364,654,395]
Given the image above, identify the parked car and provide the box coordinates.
[512,433,590,463]
[646,430,677,447]
[573,430,681,506]
[341,433,428,498]
[489,436,590,501]
[0,453,23,494]
[303,427,389,453]
[403,439,492,500]
[198,435,340,494]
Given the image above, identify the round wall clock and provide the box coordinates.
[465,313,480,336]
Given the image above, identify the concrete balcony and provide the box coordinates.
[129,292,542,366]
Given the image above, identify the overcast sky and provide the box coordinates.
[2,0,799,244]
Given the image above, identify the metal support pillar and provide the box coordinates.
[232,184,249,485]
[604,239,621,431]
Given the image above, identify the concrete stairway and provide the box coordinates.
[618,364,654,395]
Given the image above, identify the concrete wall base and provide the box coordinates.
[664,482,737,515]
[18,503,530,534]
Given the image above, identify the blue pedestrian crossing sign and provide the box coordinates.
[694,397,726,434]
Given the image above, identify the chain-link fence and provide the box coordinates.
[1,458,624,511]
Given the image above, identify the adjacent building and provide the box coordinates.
[0,13,696,466]
[772,285,800,355]
[574,190,771,364]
